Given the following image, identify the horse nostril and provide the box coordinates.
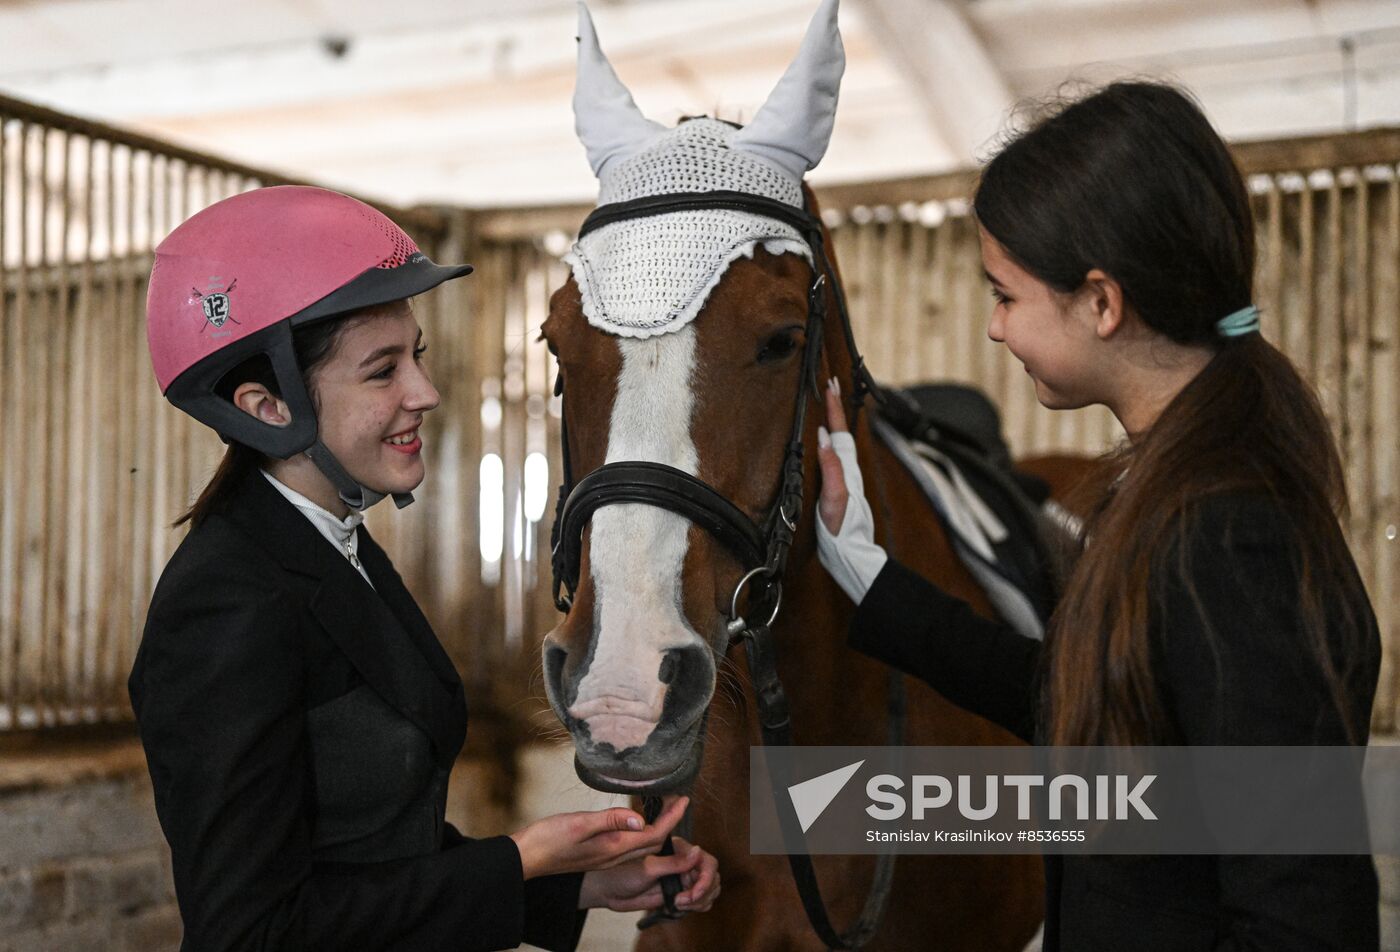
[658,649,681,685]
[655,644,717,733]
[544,642,573,707]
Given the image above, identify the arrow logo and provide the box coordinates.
[787,760,864,833]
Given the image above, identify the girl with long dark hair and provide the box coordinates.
[815,82,1381,950]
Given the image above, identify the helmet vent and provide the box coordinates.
[358,206,421,269]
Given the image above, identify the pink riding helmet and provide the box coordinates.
[146,185,473,508]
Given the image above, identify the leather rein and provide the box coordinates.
[549,189,903,950]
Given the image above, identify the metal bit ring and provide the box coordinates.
[728,565,783,633]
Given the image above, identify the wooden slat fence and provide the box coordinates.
[0,94,454,728]
[0,91,1395,737]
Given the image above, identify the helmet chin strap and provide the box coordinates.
[304,440,414,512]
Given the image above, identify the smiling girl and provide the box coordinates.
[130,186,718,951]
[815,83,1381,950]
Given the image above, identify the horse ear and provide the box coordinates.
[731,0,844,182]
[574,2,667,177]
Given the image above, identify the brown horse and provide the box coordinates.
[539,3,1096,947]
[543,215,1102,950]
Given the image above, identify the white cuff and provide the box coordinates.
[816,431,888,605]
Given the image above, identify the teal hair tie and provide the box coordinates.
[1216,305,1260,338]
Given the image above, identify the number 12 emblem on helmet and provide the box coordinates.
[190,278,240,333]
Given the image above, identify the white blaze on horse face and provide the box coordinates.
[568,327,703,751]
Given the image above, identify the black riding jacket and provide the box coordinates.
[130,467,587,952]
[850,491,1381,951]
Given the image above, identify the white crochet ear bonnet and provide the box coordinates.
[568,0,844,340]
[564,119,813,339]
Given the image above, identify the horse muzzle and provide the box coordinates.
[560,703,708,795]
[572,735,705,796]
[543,631,715,793]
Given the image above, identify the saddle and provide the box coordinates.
[872,383,1061,638]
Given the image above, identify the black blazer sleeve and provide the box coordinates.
[848,558,1042,743]
[443,823,589,951]
[1152,495,1380,951]
[132,567,584,952]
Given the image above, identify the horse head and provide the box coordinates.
[541,0,849,795]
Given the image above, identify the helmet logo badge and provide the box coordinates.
[190,278,240,333]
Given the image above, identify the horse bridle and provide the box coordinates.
[551,190,876,625]
[549,189,903,950]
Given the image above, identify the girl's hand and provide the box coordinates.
[577,836,721,912]
[509,795,688,880]
[814,377,888,605]
[816,376,853,534]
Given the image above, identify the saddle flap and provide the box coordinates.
[871,389,1060,638]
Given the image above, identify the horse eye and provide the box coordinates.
[757,331,800,365]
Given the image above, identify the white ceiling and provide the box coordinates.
[2,0,1398,207]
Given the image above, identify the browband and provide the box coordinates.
[578,190,825,243]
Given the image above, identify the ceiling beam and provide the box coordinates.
[968,0,1400,80]
[854,0,1015,162]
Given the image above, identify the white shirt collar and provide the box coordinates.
[260,469,371,583]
